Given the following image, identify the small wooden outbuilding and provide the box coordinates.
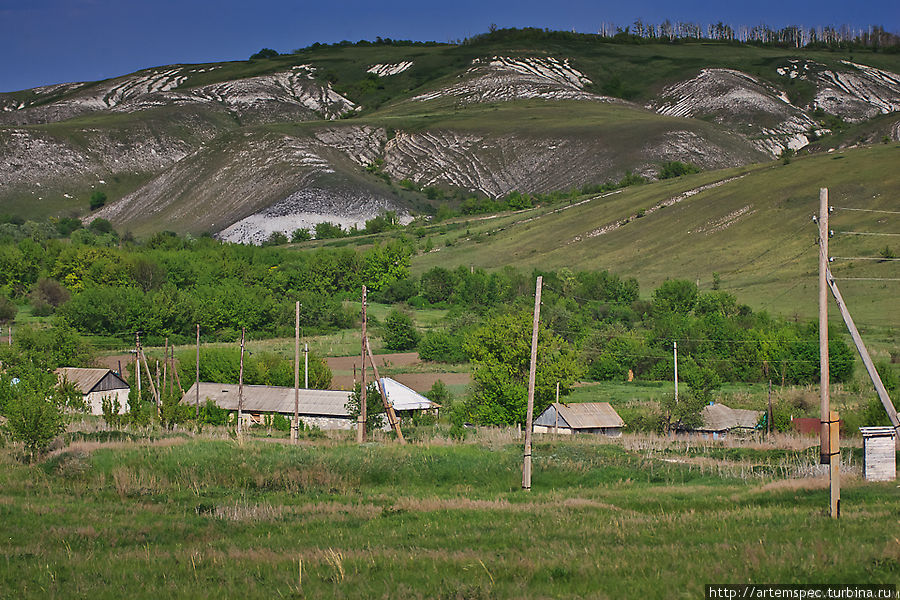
[56,367,130,415]
[859,427,897,482]
[181,382,355,430]
[534,402,625,436]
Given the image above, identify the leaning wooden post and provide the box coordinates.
[139,348,159,409]
[365,338,405,443]
[825,267,900,433]
[238,327,245,437]
[522,275,543,490]
[358,286,367,444]
[293,301,300,443]
[818,188,830,466]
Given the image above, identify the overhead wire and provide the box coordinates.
[832,206,900,215]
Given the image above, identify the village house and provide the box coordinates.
[181,382,355,429]
[56,367,130,415]
[533,402,625,436]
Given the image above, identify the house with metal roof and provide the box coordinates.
[181,382,355,430]
[55,367,130,415]
[379,377,441,412]
[534,402,625,436]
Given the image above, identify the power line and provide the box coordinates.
[831,277,900,282]
[830,256,900,261]
[833,206,900,215]
[836,231,900,237]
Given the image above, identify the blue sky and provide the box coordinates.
[1,0,897,92]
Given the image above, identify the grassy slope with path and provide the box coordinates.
[409,144,900,333]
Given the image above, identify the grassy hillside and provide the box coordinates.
[408,144,900,328]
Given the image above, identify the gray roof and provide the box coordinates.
[535,402,625,429]
[700,403,761,432]
[181,382,352,417]
[56,368,128,393]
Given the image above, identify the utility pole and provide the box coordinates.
[522,275,542,490]
[673,341,679,404]
[818,188,839,518]
[155,360,161,418]
[293,301,300,443]
[304,343,309,389]
[195,324,200,419]
[765,362,773,436]
[818,188,830,466]
[163,337,168,398]
[238,327,245,437]
[136,332,142,400]
[358,286,367,444]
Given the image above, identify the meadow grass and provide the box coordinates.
[1,432,897,599]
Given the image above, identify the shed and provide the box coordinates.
[534,402,625,436]
[859,427,897,482]
[56,367,130,415]
[379,377,441,412]
[692,403,761,439]
[181,382,354,430]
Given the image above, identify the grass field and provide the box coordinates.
[1,432,897,599]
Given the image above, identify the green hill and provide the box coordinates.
[1,34,898,243]
[404,144,899,328]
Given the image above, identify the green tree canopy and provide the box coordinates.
[464,310,581,425]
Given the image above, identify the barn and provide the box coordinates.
[691,403,761,439]
[534,402,625,436]
[56,367,130,415]
[181,382,355,430]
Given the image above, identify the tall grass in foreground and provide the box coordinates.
[0,434,897,599]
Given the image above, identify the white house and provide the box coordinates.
[56,367,130,415]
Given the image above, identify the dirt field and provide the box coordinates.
[326,352,470,391]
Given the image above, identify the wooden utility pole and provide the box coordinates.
[195,324,200,418]
[135,332,142,400]
[238,327,245,436]
[818,188,840,518]
[155,359,161,417]
[522,275,543,490]
[365,338,405,443]
[826,268,900,432]
[293,301,300,443]
[829,410,841,518]
[673,341,679,404]
[358,286,367,444]
[819,188,830,465]
[172,344,183,394]
[162,338,168,398]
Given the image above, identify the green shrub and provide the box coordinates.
[383,309,420,351]
[659,161,700,179]
[89,191,107,211]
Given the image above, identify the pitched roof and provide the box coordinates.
[700,403,761,431]
[181,382,352,417]
[535,402,625,429]
[379,377,441,410]
[55,368,128,394]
